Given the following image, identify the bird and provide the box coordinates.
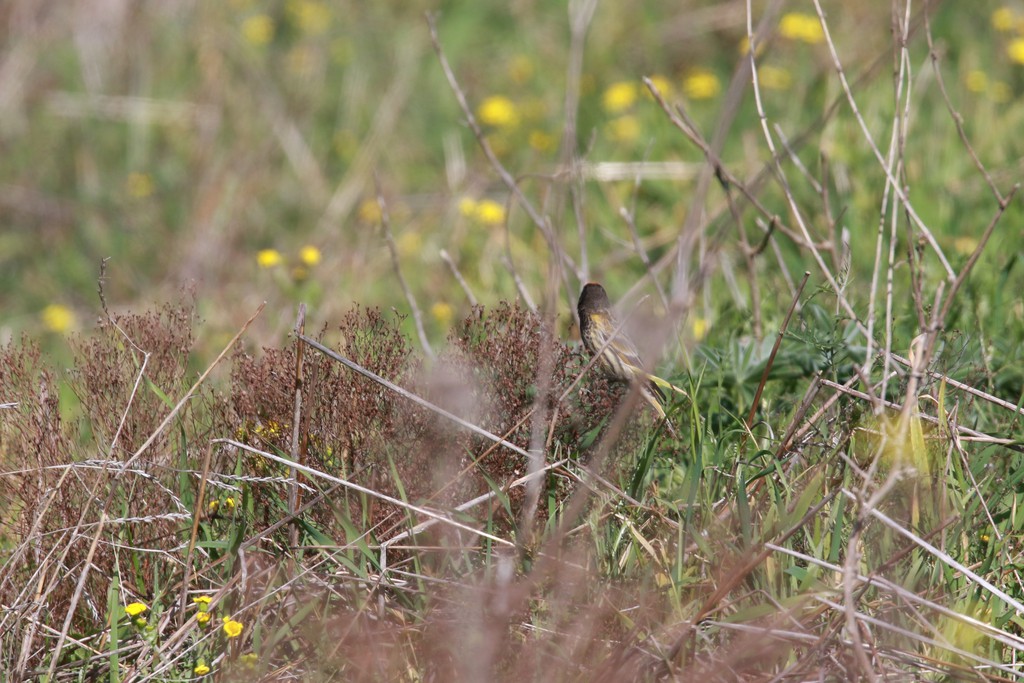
[576,282,684,421]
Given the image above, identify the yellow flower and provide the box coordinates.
[758,65,792,91]
[965,70,988,93]
[257,249,282,268]
[396,231,422,258]
[241,14,275,46]
[194,663,211,676]
[683,69,721,100]
[779,12,824,44]
[1008,38,1024,64]
[474,199,506,226]
[300,245,322,266]
[196,611,212,624]
[357,198,382,224]
[644,74,673,99]
[223,616,244,638]
[431,302,454,327]
[286,0,331,35]
[193,596,212,605]
[691,317,708,342]
[528,129,556,153]
[607,115,640,143]
[125,172,153,199]
[458,197,478,217]
[477,96,520,128]
[41,304,75,333]
[508,55,534,84]
[991,81,1012,103]
[208,499,219,513]
[992,7,1015,32]
[223,497,236,511]
[125,602,148,617]
[602,81,638,113]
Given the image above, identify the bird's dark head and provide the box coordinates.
[578,282,612,311]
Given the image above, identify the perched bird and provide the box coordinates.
[577,282,683,420]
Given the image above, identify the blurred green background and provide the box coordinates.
[2,0,1022,361]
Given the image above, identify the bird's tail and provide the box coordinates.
[639,385,679,437]
[644,372,688,401]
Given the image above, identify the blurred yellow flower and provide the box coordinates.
[194,663,211,676]
[475,199,506,226]
[691,317,708,342]
[223,616,244,638]
[224,497,236,510]
[241,653,259,666]
[965,70,988,93]
[241,14,275,46]
[125,602,148,617]
[396,231,422,258]
[779,13,824,44]
[257,249,283,268]
[208,499,219,513]
[992,7,1015,31]
[1008,38,1024,64]
[126,172,153,199]
[287,0,331,35]
[508,55,534,84]
[953,236,978,256]
[991,81,1012,102]
[602,81,638,113]
[528,129,556,152]
[300,245,322,266]
[42,304,75,333]
[431,301,454,326]
[644,74,673,99]
[478,95,520,128]
[193,596,212,605]
[196,611,212,624]
[607,115,640,142]
[758,65,792,91]
[683,69,721,100]
[458,197,478,217]
[357,198,382,224]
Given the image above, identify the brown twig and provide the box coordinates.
[440,248,479,307]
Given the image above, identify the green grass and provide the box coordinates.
[4,0,1024,680]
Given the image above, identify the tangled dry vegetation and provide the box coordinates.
[5,1,1024,682]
